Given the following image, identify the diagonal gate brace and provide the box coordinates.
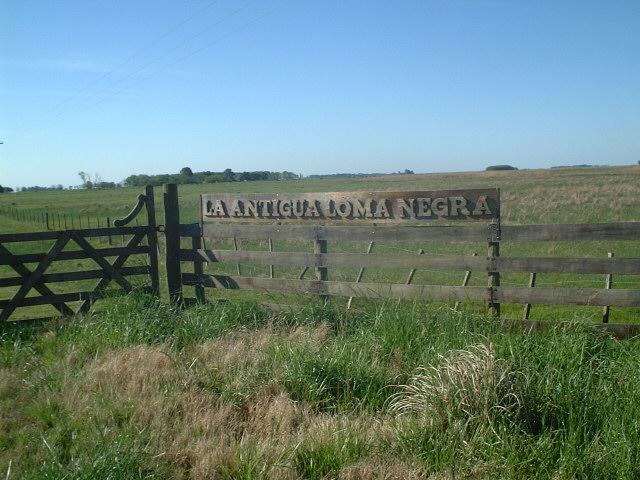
[0,233,71,322]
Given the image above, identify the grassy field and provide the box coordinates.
[1,166,640,479]
[1,165,640,322]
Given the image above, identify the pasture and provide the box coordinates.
[1,165,640,479]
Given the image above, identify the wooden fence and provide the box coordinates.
[0,186,159,324]
[163,184,640,328]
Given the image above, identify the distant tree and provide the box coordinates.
[486,165,517,171]
[78,171,94,188]
[180,167,194,176]
[222,168,235,182]
[404,169,414,174]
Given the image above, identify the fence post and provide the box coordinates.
[192,235,205,303]
[454,252,477,312]
[45,212,50,230]
[315,235,328,306]
[164,183,182,305]
[488,220,501,317]
[522,272,536,320]
[144,185,160,297]
[602,252,614,323]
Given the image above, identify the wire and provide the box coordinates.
[23,0,273,132]
[55,1,283,123]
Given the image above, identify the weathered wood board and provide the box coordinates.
[200,188,500,223]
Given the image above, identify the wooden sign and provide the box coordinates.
[200,188,499,223]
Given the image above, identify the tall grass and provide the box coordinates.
[2,293,640,478]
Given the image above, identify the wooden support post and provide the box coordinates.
[45,212,49,230]
[347,241,374,310]
[164,183,182,305]
[522,272,536,320]
[405,249,425,285]
[454,252,477,312]
[488,220,501,317]
[397,248,425,307]
[268,238,275,279]
[71,215,75,229]
[298,266,309,280]
[602,252,614,323]
[315,236,328,306]
[145,185,160,297]
[192,235,205,303]
[106,217,112,245]
[233,236,242,275]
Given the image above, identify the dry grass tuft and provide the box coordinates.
[389,344,518,427]
[245,383,311,439]
[338,457,424,480]
[196,328,274,373]
[83,344,178,398]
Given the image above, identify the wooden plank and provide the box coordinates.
[0,290,109,309]
[495,256,640,274]
[181,273,490,302]
[0,225,151,243]
[0,233,70,322]
[602,252,614,323]
[164,183,182,305]
[200,188,500,223]
[0,243,75,318]
[202,223,489,242]
[181,249,488,271]
[501,222,640,242]
[0,266,150,287]
[70,233,132,292]
[144,185,160,296]
[495,286,640,307]
[0,246,149,265]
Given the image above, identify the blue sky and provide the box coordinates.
[1,0,639,188]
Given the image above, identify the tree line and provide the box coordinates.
[122,168,300,187]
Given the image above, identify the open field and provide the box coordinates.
[2,166,640,478]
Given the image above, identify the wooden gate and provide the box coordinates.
[0,186,159,324]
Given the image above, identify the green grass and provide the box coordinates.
[2,294,640,478]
